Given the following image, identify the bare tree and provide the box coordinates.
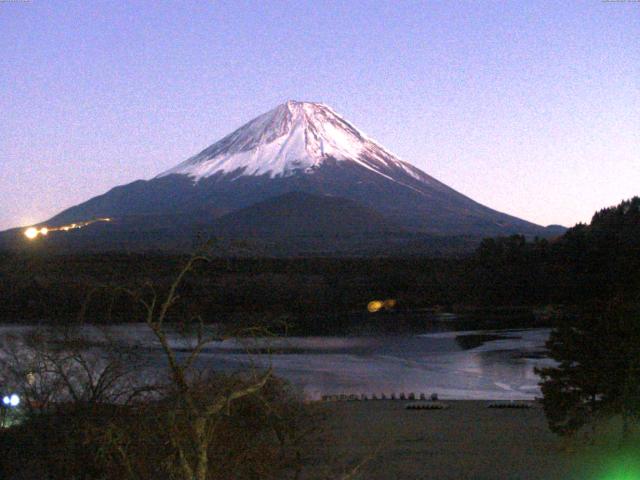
[0,324,147,414]
[1,252,377,480]
[91,253,312,480]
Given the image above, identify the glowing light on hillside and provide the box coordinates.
[23,218,112,240]
[24,227,39,239]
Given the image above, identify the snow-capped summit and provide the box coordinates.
[23,100,563,254]
[159,100,427,184]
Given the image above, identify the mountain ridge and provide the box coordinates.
[2,100,565,254]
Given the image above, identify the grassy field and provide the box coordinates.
[301,400,635,480]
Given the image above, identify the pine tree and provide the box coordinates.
[536,302,640,441]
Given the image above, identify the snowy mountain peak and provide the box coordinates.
[159,101,419,181]
[34,102,555,247]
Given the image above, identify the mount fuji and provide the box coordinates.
[3,101,564,254]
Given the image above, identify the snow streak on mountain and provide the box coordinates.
[159,100,430,186]
[0,100,564,254]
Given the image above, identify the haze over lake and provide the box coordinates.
[0,316,550,400]
[187,328,553,400]
[0,322,551,401]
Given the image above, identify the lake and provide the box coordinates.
[0,323,553,401]
[183,327,553,400]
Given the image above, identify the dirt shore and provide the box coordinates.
[302,400,581,480]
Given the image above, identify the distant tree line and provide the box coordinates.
[0,197,638,330]
[0,255,326,480]
[0,249,379,480]
[0,196,638,455]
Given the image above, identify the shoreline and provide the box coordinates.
[303,400,578,480]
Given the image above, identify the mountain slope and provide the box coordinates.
[4,100,564,254]
[214,191,400,237]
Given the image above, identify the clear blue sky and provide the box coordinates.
[1,0,638,230]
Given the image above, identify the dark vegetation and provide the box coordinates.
[0,378,313,480]
[537,302,640,442]
[1,197,638,333]
[0,257,324,480]
[534,197,640,443]
[0,197,638,478]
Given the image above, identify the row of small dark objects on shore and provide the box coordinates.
[407,403,532,410]
[487,402,532,409]
[320,393,533,410]
[321,392,439,402]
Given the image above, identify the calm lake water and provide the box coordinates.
[186,328,553,400]
[0,323,553,401]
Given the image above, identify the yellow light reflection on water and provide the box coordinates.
[367,300,384,313]
[383,299,397,309]
[367,299,397,313]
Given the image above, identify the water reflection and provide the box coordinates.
[194,328,552,400]
[0,324,552,401]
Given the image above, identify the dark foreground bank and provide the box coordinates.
[302,400,638,480]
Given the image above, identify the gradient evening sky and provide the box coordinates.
[1,0,638,230]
